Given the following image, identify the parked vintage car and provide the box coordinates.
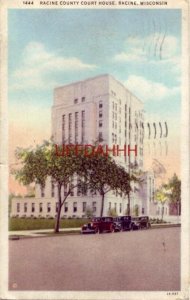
[81,217,115,234]
[113,217,122,232]
[131,216,151,230]
[81,215,151,234]
[117,216,132,231]
[139,216,151,229]
[81,217,101,234]
[131,217,141,230]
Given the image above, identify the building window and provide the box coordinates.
[75,112,79,143]
[40,185,45,198]
[32,203,35,213]
[114,203,117,212]
[92,202,96,212]
[119,203,122,213]
[47,203,51,213]
[82,202,86,212]
[77,177,82,196]
[99,110,103,118]
[24,203,27,213]
[99,101,103,108]
[62,114,66,143]
[112,133,114,143]
[39,203,43,213]
[82,97,85,102]
[64,183,67,197]
[109,202,111,211]
[73,202,77,213]
[51,181,55,198]
[74,98,78,104]
[99,132,103,142]
[81,184,87,196]
[99,120,103,127]
[68,113,72,143]
[70,182,74,196]
[142,207,145,214]
[56,202,59,213]
[81,110,85,143]
[16,203,20,213]
[64,202,68,213]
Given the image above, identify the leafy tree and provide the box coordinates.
[13,141,132,231]
[13,141,86,233]
[155,187,168,220]
[81,155,131,217]
[108,208,118,217]
[85,206,94,218]
[164,173,181,215]
[125,161,143,215]
[133,204,139,216]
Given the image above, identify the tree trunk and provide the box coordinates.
[127,193,130,215]
[100,193,105,217]
[161,205,164,220]
[54,185,62,233]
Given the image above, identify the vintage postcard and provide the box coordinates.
[0,0,189,299]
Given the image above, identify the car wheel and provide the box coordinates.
[110,225,114,233]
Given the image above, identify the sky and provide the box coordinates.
[8,9,181,193]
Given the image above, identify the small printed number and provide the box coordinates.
[167,292,178,296]
[23,1,34,4]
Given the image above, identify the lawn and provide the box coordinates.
[9,218,90,231]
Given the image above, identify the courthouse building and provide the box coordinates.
[11,74,158,218]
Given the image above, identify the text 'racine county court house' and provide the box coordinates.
[11,74,157,218]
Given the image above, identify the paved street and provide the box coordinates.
[9,227,180,291]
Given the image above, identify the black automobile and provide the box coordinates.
[131,217,141,230]
[117,216,132,231]
[131,216,151,230]
[113,217,122,232]
[139,216,151,229]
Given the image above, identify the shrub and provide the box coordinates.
[108,208,118,217]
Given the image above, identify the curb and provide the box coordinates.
[9,223,180,239]
[150,223,181,229]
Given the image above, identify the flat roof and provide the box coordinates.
[54,73,143,105]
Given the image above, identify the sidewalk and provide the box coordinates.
[9,223,180,239]
[9,227,81,238]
